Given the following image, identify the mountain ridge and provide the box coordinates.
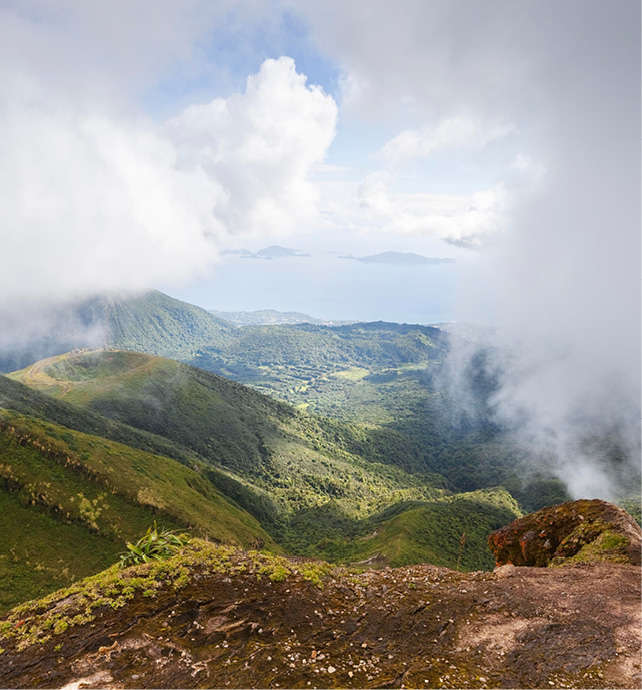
[0,537,639,689]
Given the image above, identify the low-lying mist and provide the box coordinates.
[429,0,641,503]
[447,126,640,501]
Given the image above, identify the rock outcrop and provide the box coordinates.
[0,539,640,689]
[488,499,641,568]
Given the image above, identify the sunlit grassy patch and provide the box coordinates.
[332,367,370,381]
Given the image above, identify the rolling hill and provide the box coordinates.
[8,350,449,515]
[0,288,575,510]
[0,290,234,373]
[210,308,354,327]
[1,350,527,612]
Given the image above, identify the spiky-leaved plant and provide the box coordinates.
[119,522,189,568]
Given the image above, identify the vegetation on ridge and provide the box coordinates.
[0,408,275,612]
[0,539,337,652]
[0,351,525,614]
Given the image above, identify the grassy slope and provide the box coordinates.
[7,351,523,573]
[0,372,287,528]
[0,290,234,374]
[193,326,572,512]
[295,488,521,571]
[0,290,571,508]
[10,351,449,520]
[0,409,276,613]
[0,351,528,622]
[0,490,121,613]
[89,290,235,356]
[0,369,203,467]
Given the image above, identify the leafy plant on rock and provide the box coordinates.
[119,522,189,568]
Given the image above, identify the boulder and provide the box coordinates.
[488,499,641,567]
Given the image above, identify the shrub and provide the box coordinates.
[119,522,189,568]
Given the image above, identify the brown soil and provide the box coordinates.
[0,557,639,689]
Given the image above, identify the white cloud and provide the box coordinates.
[292,0,641,499]
[288,0,530,120]
[0,0,234,113]
[0,53,337,302]
[355,172,509,247]
[508,154,545,184]
[380,117,514,164]
[164,57,337,238]
[0,109,224,302]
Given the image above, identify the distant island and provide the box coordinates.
[222,245,310,260]
[211,308,355,327]
[339,251,455,265]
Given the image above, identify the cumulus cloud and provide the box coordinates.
[164,57,337,238]
[288,0,531,120]
[0,0,236,113]
[0,108,225,302]
[0,0,337,305]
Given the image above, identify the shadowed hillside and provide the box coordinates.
[0,290,579,512]
[9,350,449,512]
[0,291,234,373]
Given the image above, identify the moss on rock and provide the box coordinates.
[488,499,641,567]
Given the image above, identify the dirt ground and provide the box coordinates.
[0,558,639,689]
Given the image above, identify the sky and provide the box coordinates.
[2,1,636,321]
[0,0,640,498]
[0,0,538,321]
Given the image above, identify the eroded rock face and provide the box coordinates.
[0,540,640,689]
[488,499,641,568]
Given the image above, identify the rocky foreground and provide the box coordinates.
[0,500,640,689]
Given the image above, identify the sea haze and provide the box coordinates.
[164,249,461,324]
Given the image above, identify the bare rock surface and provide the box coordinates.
[0,540,640,689]
[488,499,641,568]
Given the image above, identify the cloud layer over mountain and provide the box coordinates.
[0,3,336,302]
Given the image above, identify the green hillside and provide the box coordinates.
[0,349,535,615]
[9,351,449,520]
[306,488,521,571]
[0,291,518,498]
[0,408,276,613]
[0,286,576,512]
[192,325,572,510]
[0,290,234,373]
[193,321,448,408]
[86,290,235,356]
